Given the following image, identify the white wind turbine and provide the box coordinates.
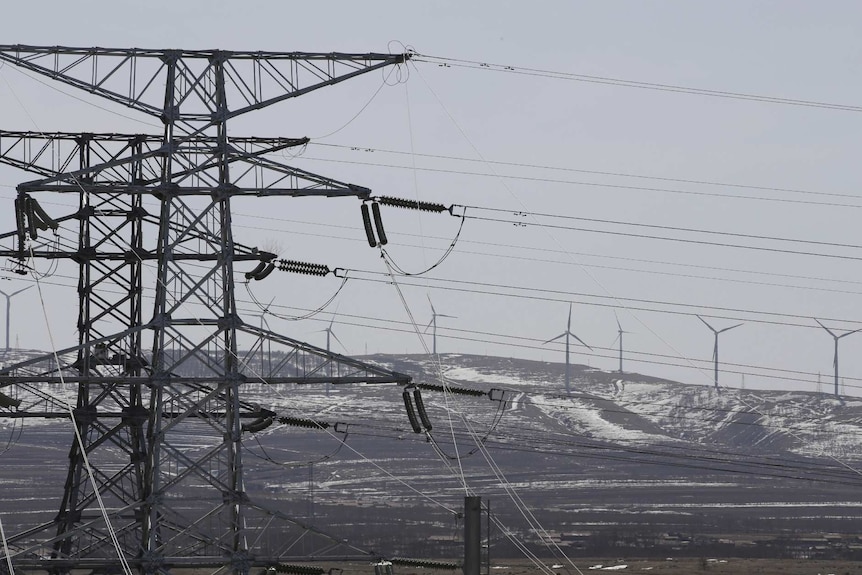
[425,295,455,356]
[543,303,592,395]
[321,310,347,396]
[814,318,862,398]
[697,315,742,390]
[611,310,630,374]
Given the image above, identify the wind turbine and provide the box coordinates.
[696,315,742,390]
[611,310,629,374]
[814,318,861,398]
[543,303,592,395]
[425,295,455,355]
[252,297,275,377]
[0,286,31,353]
[322,312,346,395]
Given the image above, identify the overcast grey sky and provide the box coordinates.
[1,1,861,395]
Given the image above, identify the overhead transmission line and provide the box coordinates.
[7,249,862,391]
[6,208,861,388]
[9,264,862,393]
[311,142,862,204]
[460,213,862,262]
[411,53,862,113]
[340,269,862,330]
[298,410,862,488]
[295,154,862,210]
[230,211,862,295]
[306,384,862,447]
[460,204,862,253]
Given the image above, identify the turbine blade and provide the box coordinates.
[569,332,592,351]
[543,333,566,345]
[814,317,837,338]
[331,331,347,352]
[718,323,743,334]
[614,310,622,332]
[427,294,436,315]
[696,314,715,332]
[838,327,862,339]
[10,286,32,298]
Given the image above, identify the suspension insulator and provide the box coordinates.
[242,417,274,433]
[13,196,26,249]
[270,564,326,575]
[390,558,460,570]
[371,202,387,246]
[402,390,422,434]
[417,382,487,397]
[277,416,330,430]
[377,195,447,213]
[24,197,38,240]
[0,391,21,409]
[252,262,276,281]
[276,259,331,276]
[245,261,267,280]
[413,388,432,431]
[30,198,58,231]
[361,202,377,247]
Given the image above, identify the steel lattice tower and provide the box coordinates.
[0,46,411,575]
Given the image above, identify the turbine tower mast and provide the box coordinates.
[815,318,861,397]
[543,303,591,395]
[696,315,742,390]
[0,45,411,575]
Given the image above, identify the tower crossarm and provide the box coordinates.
[1,131,368,198]
[0,130,310,179]
[0,46,410,127]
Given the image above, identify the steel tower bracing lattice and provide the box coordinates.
[0,46,412,575]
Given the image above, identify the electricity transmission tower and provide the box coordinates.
[0,45,411,575]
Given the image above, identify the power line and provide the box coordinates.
[342,269,862,330]
[463,213,862,262]
[6,261,862,391]
[8,266,861,397]
[227,211,862,295]
[311,142,862,204]
[462,204,862,252]
[294,155,862,210]
[412,53,862,114]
